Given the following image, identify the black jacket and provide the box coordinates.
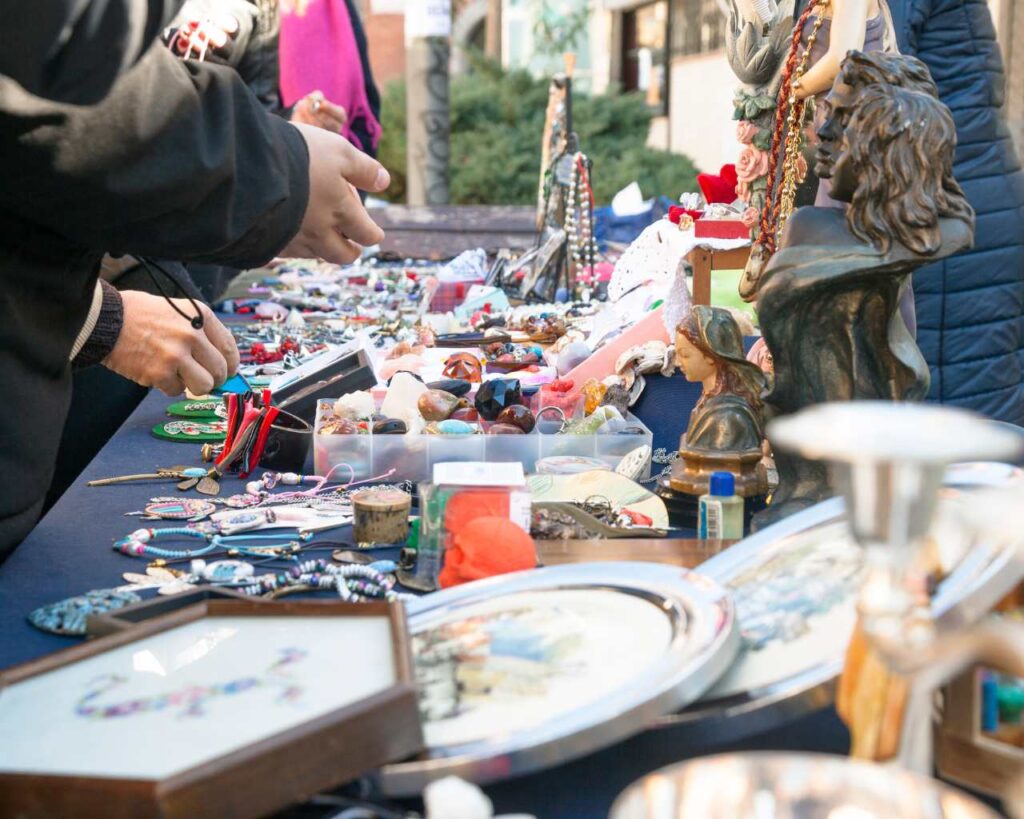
[891,0,1024,424]
[0,0,310,557]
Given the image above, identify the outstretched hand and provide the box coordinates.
[281,123,390,265]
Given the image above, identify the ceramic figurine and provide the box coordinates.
[756,51,975,523]
[667,305,768,499]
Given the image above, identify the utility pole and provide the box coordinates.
[485,0,502,62]
[405,1,451,205]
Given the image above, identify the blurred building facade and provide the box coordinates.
[356,0,1023,175]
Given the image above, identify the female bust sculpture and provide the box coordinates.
[669,305,769,498]
[757,51,975,520]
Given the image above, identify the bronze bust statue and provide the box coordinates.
[669,305,769,499]
[756,51,975,522]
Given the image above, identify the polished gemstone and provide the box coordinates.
[418,389,463,422]
[381,372,428,422]
[474,378,523,421]
[496,404,536,433]
[487,423,525,435]
[326,418,359,435]
[443,352,483,383]
[373,418,408,435]
[437,419,476,435]
[601,384,630,417]
[427,378,472,397]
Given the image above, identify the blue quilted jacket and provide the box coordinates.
[890,0,1024,424]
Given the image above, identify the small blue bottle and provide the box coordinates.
[698,471,744,540]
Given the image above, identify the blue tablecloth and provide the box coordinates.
[0,391,259,668]
[1,380,850,817]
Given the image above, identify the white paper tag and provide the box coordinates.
[406,0,451,42]
[433,461,526,487]
[509,491,532,532]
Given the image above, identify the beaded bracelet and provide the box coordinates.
[114,527,305,560]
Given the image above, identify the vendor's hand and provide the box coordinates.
[103,292,240,396]
[281,123,390,264]
[291,91,347,134]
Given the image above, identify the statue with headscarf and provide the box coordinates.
[668,305,770,500]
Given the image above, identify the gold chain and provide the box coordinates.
[777,2,829,233]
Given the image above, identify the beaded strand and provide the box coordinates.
[236,559,411,603]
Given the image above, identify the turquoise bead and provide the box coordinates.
[437,419,475,435]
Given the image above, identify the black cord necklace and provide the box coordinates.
[136,256,205,330]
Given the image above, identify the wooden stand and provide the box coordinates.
[688,245,752,306]
[937,668,1024,798]
[936,584,1024,800]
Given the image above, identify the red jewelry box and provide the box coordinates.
[694,219,750,240]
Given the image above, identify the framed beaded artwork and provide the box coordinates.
[0,600,422,819]
[377,562,739,795]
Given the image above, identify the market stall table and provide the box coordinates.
[0,389,851,818]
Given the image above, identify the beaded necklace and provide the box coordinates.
[236,559,413,603]
[114,527,308,559]
[565,152,597,279]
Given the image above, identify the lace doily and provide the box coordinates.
[609,218,751,308]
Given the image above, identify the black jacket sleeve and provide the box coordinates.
[0,1,181,104]
[0,44,309,267]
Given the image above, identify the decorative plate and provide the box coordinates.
[649,462,1024,743]
[377,561,738,794]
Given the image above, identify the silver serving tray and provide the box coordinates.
[376,562,739,795]
[610,751,1002,818]
[647,462,1024,746]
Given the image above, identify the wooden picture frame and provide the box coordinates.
[0,600,422,819]
[86,587,251,638]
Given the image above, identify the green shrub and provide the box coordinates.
[377,58,698,206]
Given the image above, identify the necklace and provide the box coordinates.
[743,0,830,299]
[565,152,597,280]
[114,527,306,560]
[236,559,412,603]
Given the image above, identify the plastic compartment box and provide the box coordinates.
[313,401,653,482]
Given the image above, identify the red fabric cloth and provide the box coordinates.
[696,164,739,204]
[439,516,536,588]
[278,0,382,151]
